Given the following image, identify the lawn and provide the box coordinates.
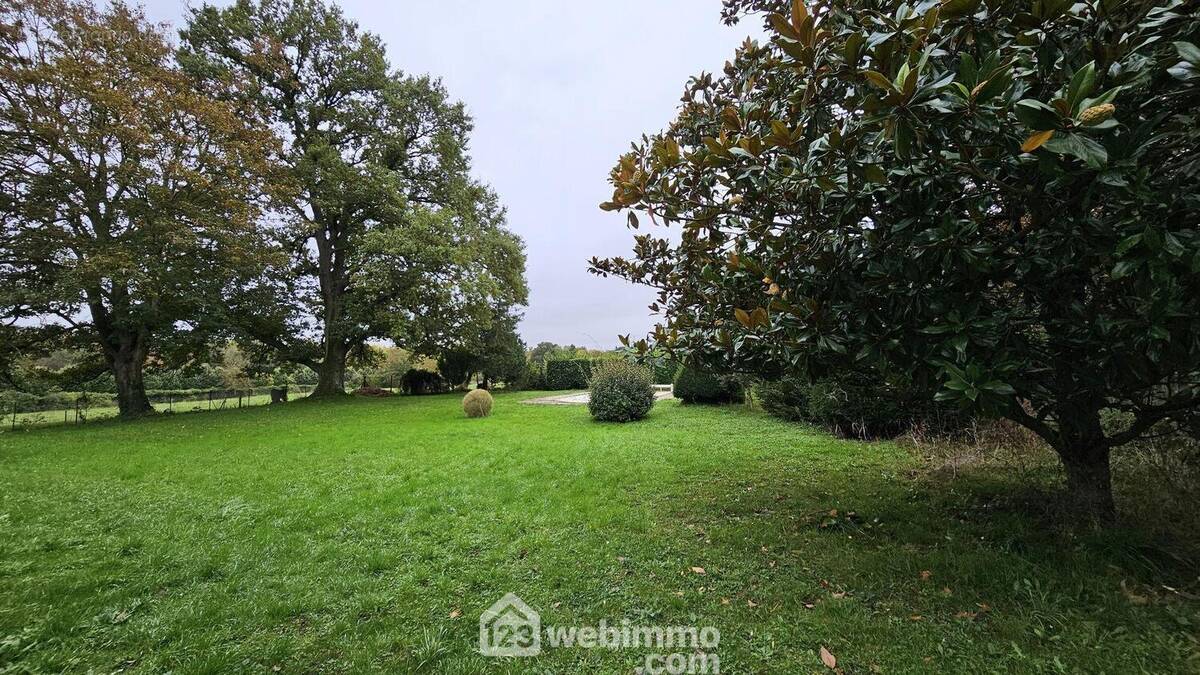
[0,393,1195,673]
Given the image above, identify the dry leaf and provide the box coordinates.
[819,646,837,669]
[747,599,758,608]
[691,566,707,575]
[720,597,730,605]
[449,609,461,619]
[920,570,932,581]
[1021,129,1054,153]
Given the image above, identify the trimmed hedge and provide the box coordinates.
[545,359,593,390]
[588,361,655,422]
[673,367,744,405]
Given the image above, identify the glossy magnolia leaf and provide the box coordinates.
[1014,99,1060,130]
[1021,129,1054,153]
[863,70,896,92]
[940,0,982,19]
[1175,41,1200,66]
[791,0,808,32]
[1042,132,1107,168]
[1066,62,1095,112]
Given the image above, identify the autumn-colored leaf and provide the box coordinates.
[820,646,837,669]
[449,609,461,619]
[1021,129,1054,153]
[690,566,706,575]
[734,308,753,328]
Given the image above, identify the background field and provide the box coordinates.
[0,393,1196,673]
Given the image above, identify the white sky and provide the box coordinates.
[141,0,763,349]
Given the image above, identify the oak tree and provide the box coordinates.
[0,0,277,418]
[180,0,527,396]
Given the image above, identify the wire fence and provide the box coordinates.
[2,385,316,431]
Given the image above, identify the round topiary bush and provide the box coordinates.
[588,360,655,422]
[673,367,744,405]
[462,389,493,418]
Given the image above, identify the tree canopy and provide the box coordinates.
[0,0,278,417]
[592,0,1200,516]
[179,0,527,396]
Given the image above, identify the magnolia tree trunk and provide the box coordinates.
[1052,407,1116,522]
[108,339,153,419]
[1059,446,1116,520]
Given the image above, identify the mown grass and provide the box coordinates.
[0,393,1196,673]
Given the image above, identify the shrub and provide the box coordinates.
[462,389,493,418]
[804,372,964,441]
[401,369,446,396]
[652,360,680,386]
[673,367,743,405]
[545,359,592,390]
[754,377,811,422]
[588,361,655,422]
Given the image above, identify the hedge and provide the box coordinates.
[545,359,594,390]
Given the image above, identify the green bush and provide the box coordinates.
[673,367,744,405]
[588,361,655,422]
[545,359,592,390]
[652,360,680,386]
[462,389,493,418]
[754,377,811,422]
[401,369,446,396]
[779,371,965,440]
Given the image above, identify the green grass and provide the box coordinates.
[0,393,1196,673]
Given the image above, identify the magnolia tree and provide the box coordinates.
[592,0,1200,517]
[0,0,277,418]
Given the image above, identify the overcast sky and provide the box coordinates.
[141,0,762,349]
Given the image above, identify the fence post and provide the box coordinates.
[11,401,16,431]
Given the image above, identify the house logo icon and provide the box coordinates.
[479,592,541,657]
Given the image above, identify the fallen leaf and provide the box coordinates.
[720,597,730,605]
[819,646,837,669]
[449,609,461,619]
[910,615,924,621]
[747,599,758,608]
[691,566,707,575]
[920,570,932,581]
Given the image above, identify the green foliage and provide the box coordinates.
[180,0,527,395]
[754,377,812,423]
[0,0,279,417]
[437,349,478,390]
[545,359,593,390]
[588,361,655,422]
[673,367,744,405]
[593,0,1200,515]
[462,388,493,418]
[757,372,965,439]
[400,369,446,396]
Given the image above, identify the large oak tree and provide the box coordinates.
[593,0,1200,517]
[0,0,277,418]
[180,0,526,396]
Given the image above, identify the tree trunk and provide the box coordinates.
[1053,404,1117,522]
[109,344,153,419]
[310,342,348,397]
[1058,446,1116,522]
